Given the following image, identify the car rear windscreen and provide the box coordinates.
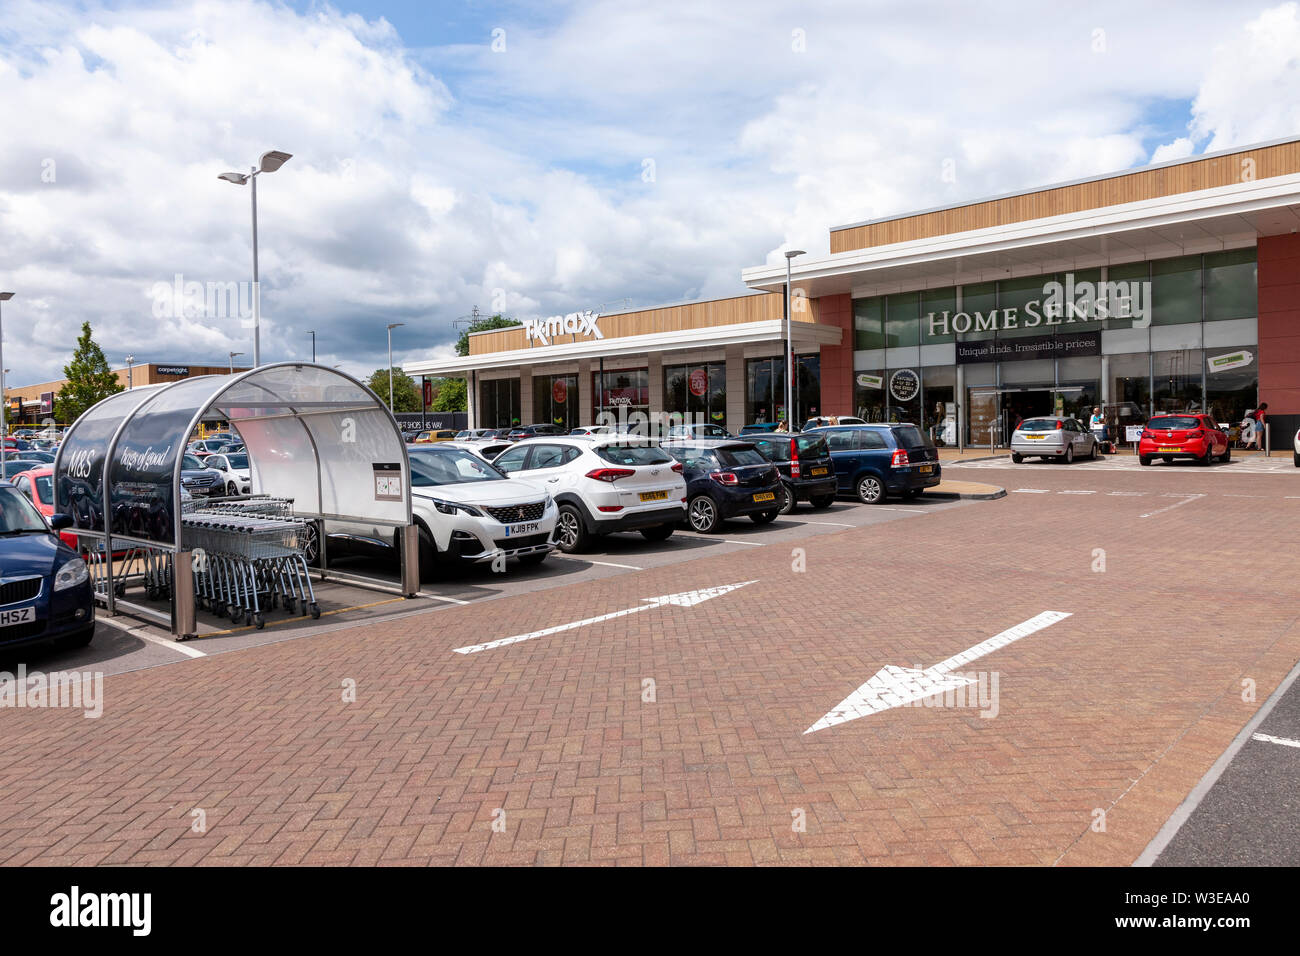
[597,444,673,466]
[795,435,829,458]
[1147,416,1199,430]
[891,425,934,448]
[717,447,767,466]
[1018,419,1060,432]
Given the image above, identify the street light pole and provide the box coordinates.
[125,354,134,390]
[307,330,316,363]
[0,293,12,444]
[386,323,404,411]
[218,150,292,369]
[783,250,805,429]
[229,351,244,374]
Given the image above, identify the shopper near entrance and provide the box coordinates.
[1089,406,1108,441]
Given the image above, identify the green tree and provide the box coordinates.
[54,322,124,424]
[365,367,422,412]
[455,313,521,357]
[430,377,466,412]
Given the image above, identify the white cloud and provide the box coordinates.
[0,0,1295,387]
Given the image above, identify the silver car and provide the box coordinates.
[1010,416,1098,463]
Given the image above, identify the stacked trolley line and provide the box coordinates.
[180,496,320,628]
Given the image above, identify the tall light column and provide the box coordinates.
[218,150,293,368]
[386,323,405,411]
[783,250,805,429]
[229,351,244,374]
[125,354,134,390]
[0,293,12,445]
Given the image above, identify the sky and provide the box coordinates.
[2,0,1300,385]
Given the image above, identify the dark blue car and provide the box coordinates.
[807,424,941,504]
[0,481,95,653]
[661,440,782,533]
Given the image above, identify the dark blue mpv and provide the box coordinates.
[805,424,941,504]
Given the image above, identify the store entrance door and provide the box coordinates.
[999,387,1055,445]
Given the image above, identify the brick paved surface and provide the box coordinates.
[1,465,1296,866]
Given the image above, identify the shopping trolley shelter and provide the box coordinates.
[53,363,421,639]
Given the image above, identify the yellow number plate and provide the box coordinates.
[1024,434,1045,440]
[639,490,668,502]
[919,465,933,473]
[811,467,829,476]
[1158,446,1180,453]
[752,492,775,502]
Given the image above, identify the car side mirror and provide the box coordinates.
[49,513,73,530]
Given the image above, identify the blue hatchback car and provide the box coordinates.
[661,440,782,533]
[0,481,95,653]
[806,423,942,504]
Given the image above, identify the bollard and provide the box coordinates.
[400,524,421,597]
[172,550,196,640]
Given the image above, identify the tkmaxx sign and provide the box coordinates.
[524,310,602,346]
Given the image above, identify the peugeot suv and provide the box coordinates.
[492,436,686,552]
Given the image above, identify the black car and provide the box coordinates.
[661,440,782,533]
[806,423,941,503]
[743,432,838,513]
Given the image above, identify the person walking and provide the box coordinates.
[1253,403,1269,452]
[1089,406,1108,453]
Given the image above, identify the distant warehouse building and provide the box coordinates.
[407,135,1300,448]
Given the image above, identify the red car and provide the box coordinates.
[9,466,81,549]
[1138,413,1229,466]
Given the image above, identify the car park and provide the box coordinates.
[1,459,46,479]
[1010,417,1100,464]
[569,425,614,437]
[664,423,733,440]
[737,423,783,435]
[456,429,498,441]
[661,440,782,532]
[1137,414,1229,466]
[420,440,512,463]
[1,436,31,451]
[492,436,686,552]
[742,432,838,514]
[186,439,231,459]
[809,423,941,504]
[0,481,95,653]
[180,453,224,496]
[204,451,252,496]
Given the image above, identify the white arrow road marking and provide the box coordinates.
[1252,732,1300,749]
[1139,494,1204,519]
[451,581,757,655]
[804,610,1072,734]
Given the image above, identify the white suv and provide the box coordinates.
[204,451,252,496]
[492,436,687,552]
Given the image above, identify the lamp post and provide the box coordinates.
[229,351,244,374]
[218,150,293,369]
[386,323,404,411]
[0,292,13,444]
[124,354,134,390]
[783,250,805,429]
[306,330,316,363]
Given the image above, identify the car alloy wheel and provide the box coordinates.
[1011,452,1023,463]
[226,482,237,496]
[1139,455,1152,466]
[1064,445,1074,464]
[778,482,796,515]
[556,506,585,552]
[300,520,320,566]
[688,495,719,533]
[855,475,884,504]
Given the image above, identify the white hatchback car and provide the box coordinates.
[1293,426,1299,467]
[491,436,687,552]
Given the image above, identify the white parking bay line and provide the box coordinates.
[876,506,927,513]
[137,629,208,658]
[1012,488,1051,494]
[722,539,765,546]
[799,520,858,527]
[1059,490,1097,494]
[424,593,472,605]
[1252,732,1300,749]
[1107,491,1146,496]
[553,556,644,570]
[1139,494,1205,519]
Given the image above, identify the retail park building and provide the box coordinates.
[407,136,1300,447]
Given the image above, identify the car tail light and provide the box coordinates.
[670,462,683,473]
[890,449,909,468]
[597,505,623,512]
[1188,429,1204,438]
[1056,420,1063,429]
[790,439,801,477]
[585,468,635,483]
[710,472,739,486]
